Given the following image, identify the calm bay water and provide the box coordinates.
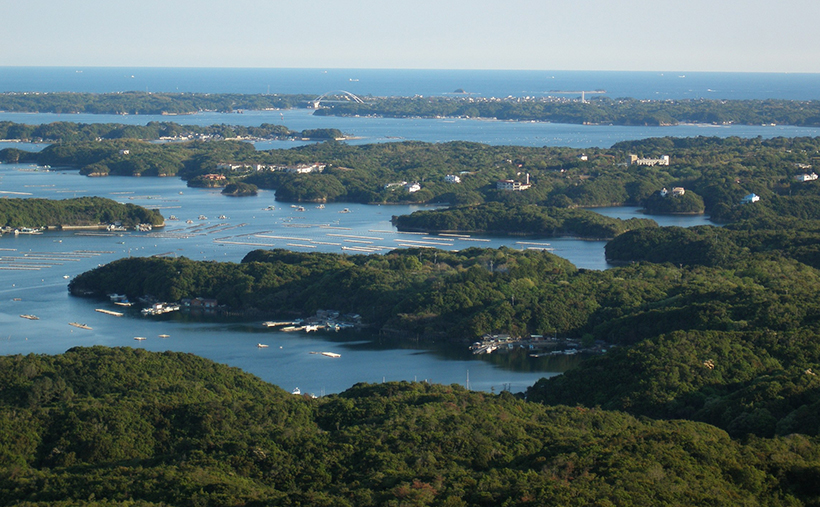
[0,164,707,394]
[4,109,820,150]
[1,67,815,393]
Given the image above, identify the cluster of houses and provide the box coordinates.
[214,162,326,174]
[496,173,532,191]
[470,333,609,356]
[384,181,422,193]
[659,187,685,197]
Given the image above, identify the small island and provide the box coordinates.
[221,182,259,196]
[0,196,164,233]
[641,187,705,215]
[393,203,657,239]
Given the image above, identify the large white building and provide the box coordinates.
[628,154,670,167]
[497,174,531,191]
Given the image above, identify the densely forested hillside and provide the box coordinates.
[0,197,164,229]
[605,216,820,269]
[5,135,820,213]
[2,346,820,506]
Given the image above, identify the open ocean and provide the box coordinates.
[2,67,820,100]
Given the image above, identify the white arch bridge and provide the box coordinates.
[309,90,366,109]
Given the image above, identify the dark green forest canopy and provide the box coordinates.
[0,197,164,228]
[3,346,820,506]
[605,216,820,269]
[67,236,820,443]
[6,135,820,211]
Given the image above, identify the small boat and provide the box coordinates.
[63,275,70,279]
[316,204,325,209]
[321,352,341,358]
[158,334,170,338]
[20,314,39,320]
[69,322,92,330]
[218,215,227,219]
[198,215,207,220]
[257,343,269,348]
[133,336,147,341]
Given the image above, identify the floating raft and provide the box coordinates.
[95,308,124,317]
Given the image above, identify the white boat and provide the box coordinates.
[257,343,269,348]
[158,334,170,338]
[321,352,341,358]
[134,336,147,341]
[19,314,39,320]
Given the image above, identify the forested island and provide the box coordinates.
[5,134,820,218]
[0,196,164,230]
[5,91,820,126]
[393,202,657,238]
[6,346,820,506]
[0,120,343,143]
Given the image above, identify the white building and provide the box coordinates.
[628,154,670,167]
[741,193,760,204]
[444,174,461,184]
[404,182,421,193]
[795,173,818,182]
[496,177,531,191]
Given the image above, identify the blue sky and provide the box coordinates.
[1,0,817,72]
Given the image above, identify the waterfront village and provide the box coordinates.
[108,293,363,331]
[108,292,605,355]
[470,333,611,357]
